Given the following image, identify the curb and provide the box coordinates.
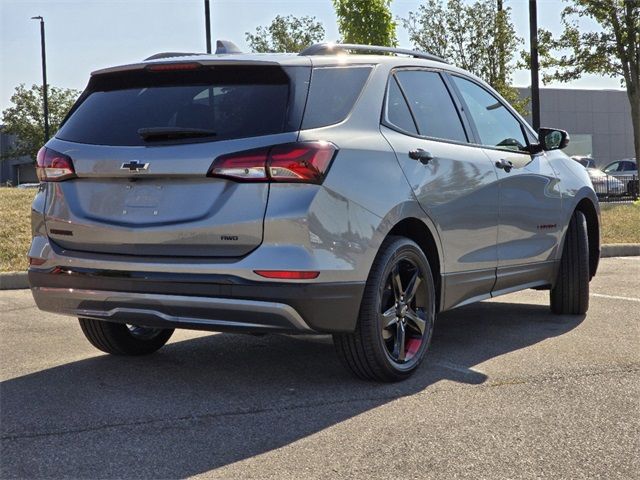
[0,272,29,290]
[1,244,638,290]
[600,243,640,258]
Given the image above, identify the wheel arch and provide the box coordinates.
[574,197,600,279]
[386,217,443,311]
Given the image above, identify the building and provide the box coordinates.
[518,87,635,167]
[0,126,38,185]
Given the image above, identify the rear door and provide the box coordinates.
[380,69,500,309]
[43,62,310,257]
[449,74,562,291]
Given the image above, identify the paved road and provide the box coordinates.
[1,257,639,479]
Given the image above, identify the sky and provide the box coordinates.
[0,0,624,112]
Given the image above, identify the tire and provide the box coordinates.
[78,318,174,355]
[333,236,436,382]
[550,210,589,315]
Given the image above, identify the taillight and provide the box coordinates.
[208,148,270,182]
[36,147,76,182]
[207,142,337,184]
[269,143,336,183]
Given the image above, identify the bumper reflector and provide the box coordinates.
[28,256,47,266]
[254,270,320,280]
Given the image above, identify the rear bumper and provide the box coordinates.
[29,268,364,333]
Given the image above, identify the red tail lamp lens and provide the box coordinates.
[207,142,337,184]
[268,143,336,184]
[254,270,320,280]
[36,147,76,182]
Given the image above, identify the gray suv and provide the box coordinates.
[28,43,600,381]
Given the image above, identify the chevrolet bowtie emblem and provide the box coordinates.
[121,161,149,172]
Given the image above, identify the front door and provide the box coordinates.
[449,75,562,293]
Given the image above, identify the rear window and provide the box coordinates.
[57,65,309,146]
[301,66,372,130]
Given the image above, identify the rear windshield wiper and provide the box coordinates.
[137,127,217,141]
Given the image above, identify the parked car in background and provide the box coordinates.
[27,42,601,382]
[572,156,597,169]
[602,159,638,197]
[586,168,625,198]
[16,183,40,189]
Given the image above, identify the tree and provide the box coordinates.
[538,0,639,164]
[1,84,80,160]
[246,15,325,53]
[402,0,528,115]
[333,0,397,47]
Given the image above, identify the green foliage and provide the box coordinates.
[1,84,80,160]
[537,0,639,85]
[333,0,397,47]
[245,15,325,53]
[402,0,528,115]
[537,0,639,164]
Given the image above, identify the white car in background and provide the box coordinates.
[586,168,625,197]
[602,159,638,196]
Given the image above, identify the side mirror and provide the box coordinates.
[539,127,570,151]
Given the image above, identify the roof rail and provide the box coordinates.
[299,43,446,63]
[144,52,203,61]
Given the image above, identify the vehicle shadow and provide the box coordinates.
[0,301,584,479]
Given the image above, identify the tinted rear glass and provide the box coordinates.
[302,66,372,129]
[57,66,306,146]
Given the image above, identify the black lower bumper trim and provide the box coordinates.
[28,268,365,333]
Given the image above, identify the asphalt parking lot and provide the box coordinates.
[1,256,639,479]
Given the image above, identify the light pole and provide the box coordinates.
[529,0,540,131]
[204,0,212,53]
[497,0,505,87]
[31,16,49,143]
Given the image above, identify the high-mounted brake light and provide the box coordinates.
[207,142,337,184]
[146,62,201,72]
[254,270,320,280]
[36,147,76,182]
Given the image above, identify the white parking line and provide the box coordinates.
[592,293,640,303]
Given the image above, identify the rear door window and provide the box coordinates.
[621,161,636,172]
[394,70,467,143]
[301,66,372,129]
[57,65,307,146]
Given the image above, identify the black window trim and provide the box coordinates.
[383,74,419,135]
[380,67,474,148]
[445,72,538,156]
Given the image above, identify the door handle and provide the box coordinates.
[408,148,434,165]
[495,159,513,173]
